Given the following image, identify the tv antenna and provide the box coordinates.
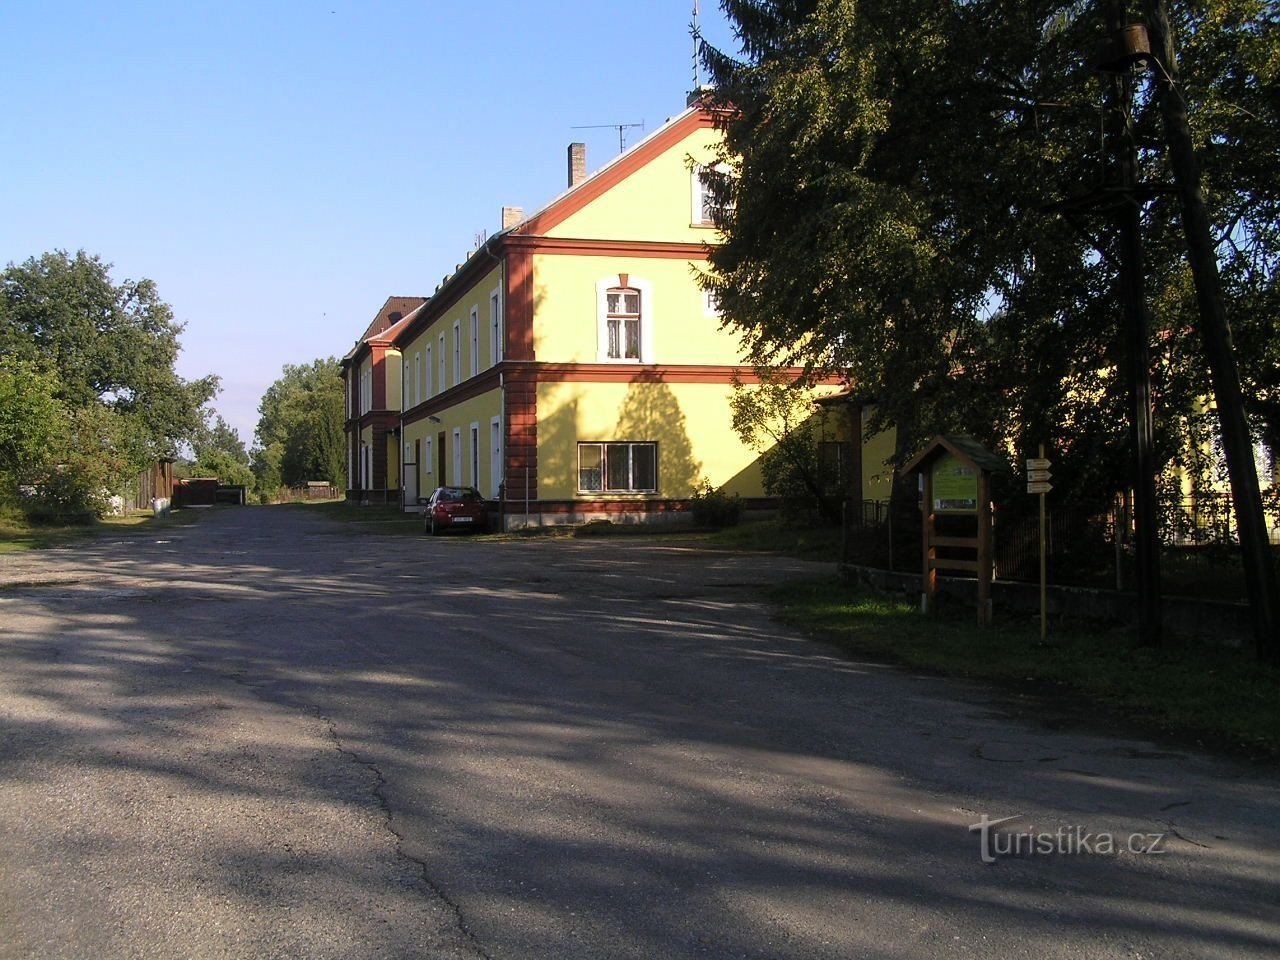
[691,0,702,90]
[571,121,645,154]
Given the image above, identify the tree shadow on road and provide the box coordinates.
[1,505,1278,959]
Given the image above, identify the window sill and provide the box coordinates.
[576,490,660,497]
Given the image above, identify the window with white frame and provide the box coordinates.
[607,287,640,360]
[596,275,653,363]
[577,442,657,493]
[489,289,501,366]
[469,307,479,377]
[402,360,409,409]
[438,334,446,390]
[691,162,734,226]
[413,352,421,406]
[426,344,433,397]
[704,290,721,316]
[452,321,461,384]
[425,436,433,475]
[452,427,462,485]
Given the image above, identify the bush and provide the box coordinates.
[690,479,743,528]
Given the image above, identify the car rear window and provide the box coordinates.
[438,487,482,502]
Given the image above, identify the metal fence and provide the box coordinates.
[276,484,340,503]
[842,493,1279,591]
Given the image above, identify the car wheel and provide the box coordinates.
[428,517,437,536]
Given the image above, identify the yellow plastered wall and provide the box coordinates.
[401,388,502,494]
[532,254,744,366]
[397,265,503,399]
[537,380,768,501]
[861,410,897,502]
[385,349,402,413]
[547,126,726,243]
[385,435,399,489]
[358,357,371,413]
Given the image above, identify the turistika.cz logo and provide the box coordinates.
[969,814,1169,864]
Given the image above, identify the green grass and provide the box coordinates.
[285,499,426,535]
[0,506,203,553]
[769,577,1280,759]
[704,518,842,561]
[1156,546,1280,602]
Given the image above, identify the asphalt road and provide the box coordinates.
[1,506,1277,959]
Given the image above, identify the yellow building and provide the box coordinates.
[340,297,426,503]
[392,97,864,527]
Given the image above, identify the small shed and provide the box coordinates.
[902,435,1008,625]
[134,458,175,511]
[174,477,219,507]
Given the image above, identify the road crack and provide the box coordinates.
[311,707,496,960]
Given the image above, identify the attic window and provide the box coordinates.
[692,163,734,227]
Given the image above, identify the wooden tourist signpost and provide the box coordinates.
[1027,446,1052,643]
[904,435,1008,627]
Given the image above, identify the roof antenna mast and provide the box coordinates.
[691,0,702,90]
[571,121,645,154]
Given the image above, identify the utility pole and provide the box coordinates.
[1140,0,1279,664]
[1103,0,1162,646]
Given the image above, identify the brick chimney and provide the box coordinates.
[501,206,523,230]
[568,142,587,188]
[687,85,714,108]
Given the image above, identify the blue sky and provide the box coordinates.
[1,1,738,447]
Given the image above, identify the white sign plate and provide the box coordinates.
[1027,481,1053,495]
[1027,469,1052,483]
[1026,457,1051,471]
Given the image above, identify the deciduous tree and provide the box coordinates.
[0,250,217,461]
[253,359,345,490]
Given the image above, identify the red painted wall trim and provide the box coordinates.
[505,496,782,515]
[400,362,841,427]
[503,236,713,260]
[371,345,387,410]
[401,370,502,427]
[358,411,400,430]
[396,252,505,348]
[504,369,537,501]
[517,109,720,236]
[533,363,837,386]
[504,248,534,361]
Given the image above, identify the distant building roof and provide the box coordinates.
[343,296,428,362]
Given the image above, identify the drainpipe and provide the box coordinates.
[477,232,508,532]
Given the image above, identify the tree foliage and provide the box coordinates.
[0,251,218,519]
[729,368,842,522]
[252,359,345,490]
[1,250,217,458]
[185,413,254,489]
[0,359,66,489]
[701,0,1279,505]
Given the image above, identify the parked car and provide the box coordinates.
[424,486,488,535]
